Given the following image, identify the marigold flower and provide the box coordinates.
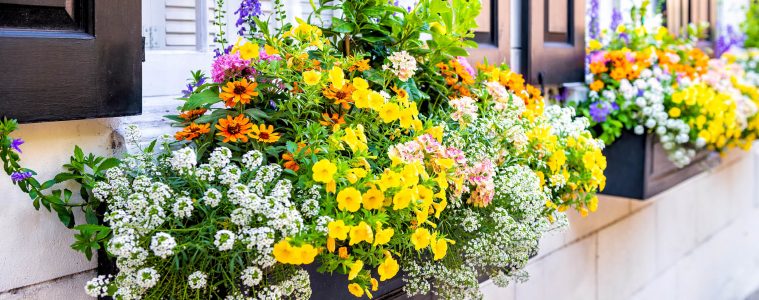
[347,283,364,297]
[410,227,431,250]
[377,253,399,281]
[320,112,346,127]
[249,124,281,143]
[175,122,211,141]
[337,187,362,212]
[303,70,322,86]
[312,159,337,183]
[590,80,605,92]
[348,59,371,72]
[220,78,258,107]
[348,260,363,280]
[215,114,253,143]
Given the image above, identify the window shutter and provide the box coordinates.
[468,0,510,66]
[665,0,717,42]
[165,0,198,48]
[526,0,586,85]
[0,1,142,123]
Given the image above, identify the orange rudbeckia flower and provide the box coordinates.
[215,114,253,143]
[320,112,345,127]
[323,83,355,110]
[220,78,258,107]
[179,108,208,121]
[175,122,211,141]
[249,124,281,143]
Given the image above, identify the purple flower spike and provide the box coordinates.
[11,171,32,183]
[611,9,623,32]
[10,138,23,153]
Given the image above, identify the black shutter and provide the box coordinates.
[468,0,510,66]
[526,0,586,85]
[0,1,142,123]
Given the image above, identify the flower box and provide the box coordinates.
[601,131,721,200]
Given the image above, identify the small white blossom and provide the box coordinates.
[84,275,112,297]
[172,196,194,219]
[149,232,177,259]
[214,230,236,251]
[202,188,223,207]
[170,147,197,175]
[241,266,263,287]
[242,150,264,170]
[188,271,208,289]
[136,267,160,289]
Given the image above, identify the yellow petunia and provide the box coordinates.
[312,159,337,183]
[373,225,394,246]
[273,240,298,264]
[368,91,386,111]
[348,260,364,280]
[237,41,260,60]
[328,220,351,240]
[348,283,364,297]
[303,70,322,86]
[346,168,368,184]
[410,227,431,250]
[353,77,369,90]
[299,244,318,264]
[378,170,401,191]
[337,187,363,212]
[353,89,370,108]
[329,66,345,89]
[349,221,374,245]
[426,126,444,141]
[431,236,448,260]
[362,188,385,210]
[379,102,401,123]
[392,188,416,210]
[377,253,399,281]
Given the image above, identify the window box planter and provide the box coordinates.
[601,130,721,200]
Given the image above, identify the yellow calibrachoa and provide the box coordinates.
[349,221,374,245]
[348,283,364,297]
[303,70,322,86]
[337,187,363,212]
[379,102,401,123]
[373,225,394,246]
[392,187,415,210]
[312,159,337,183]
[362,188,385,210]
[431,236,448,260]
[348,260,363,280]
[329,66,345,89]
[272,240,318,265]
[410,227,431,250]
[328,220,350,240]
[377,253,399,281]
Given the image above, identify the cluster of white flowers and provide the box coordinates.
[88,147,312,299]
[84,275,112,297]
[403,259,481,300]
[188,271,208,289]
[449,96,478,124]
[149,232,176,259]
[383,51,418,81]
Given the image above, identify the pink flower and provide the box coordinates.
[211,53,252,82]
[456,56,476,77]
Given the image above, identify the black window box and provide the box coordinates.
[601,131,721,200]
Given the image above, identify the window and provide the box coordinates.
[468,0,511,68]
[664,0,717,42]
[525,0,586,86]
[0,1,142,123]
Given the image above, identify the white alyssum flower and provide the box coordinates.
[202,188,222,207]
[84,275,112,297]
[124,124,142,146]
[219,165,242,186]
[172,196,194,219]
[136,267,160,289]
[214,230,236,251]
[209,147,232,169]
[242,150,264,170]
[169,147,197,175]
[241,266,263,287]
[149,232,177,259]
[188,271,208,289]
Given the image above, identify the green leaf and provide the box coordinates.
[85,206,99,225]
[182,89,221,111]
[97,158,120,172]
[331,18,355,33]
[74,146,84,161]
[244,108,270,122]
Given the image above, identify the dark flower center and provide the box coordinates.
[259,132,270,140]
[234,85,247,95]
[227,124,241,135]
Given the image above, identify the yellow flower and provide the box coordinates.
[431,236,448,260]
[392,188,416,210]
[362,188,385,210]
[273,240,298,264]
[373,224,394,246]
[379,102,401,123]
[668,107,681,118]
[349,221,374,245]
[348,283,364,297]
[547,151,566,173]
[348,260,364,280]
[346,168,368,184]
[426,126,444,141]
[368,91,386,110]
[617,25,626,34]
[431,199,447,218]
[378,170,401,191]
[312,159,337,183]
[342,126,368,152]
[328,220,351,240]
[337,187,363,212]
[264,44,279,55]
[303,70,322,86]
[588,39,602,51]
[353,89,370,108]
[327,237,336,252]
[589,195,599,212]
[377,253,399,281]
[370,278,379,291]
[353,77,369,90]
[338,247,349,259]
[237,41,260,60]
[430,21,447,34]
[410,227,431,250]
[400,164,420,187]
[329,66,345,89]
[299,244,318,264]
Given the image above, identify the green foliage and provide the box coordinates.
[744,0,759,48]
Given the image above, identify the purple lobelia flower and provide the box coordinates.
[235,0,263,36]
[11,171,32,183]
[588,0,600,40]
[589,101,617,123]
[181,77,207,97]
[715,25,746,58]
[10,138,23,153]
